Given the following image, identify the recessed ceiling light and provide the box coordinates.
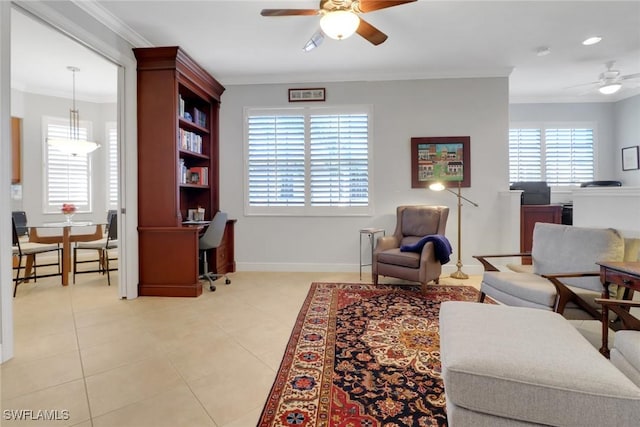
[582,36,602,46]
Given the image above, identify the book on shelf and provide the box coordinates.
[179,129,203,153]
[193,107,207,127]
[188,166,208,185]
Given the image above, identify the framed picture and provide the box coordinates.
[288,88,326,102]
[622,145,639,171]
[411,136,471,188]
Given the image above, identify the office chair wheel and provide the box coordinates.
[225,278,231,285]
[210,284,216,291]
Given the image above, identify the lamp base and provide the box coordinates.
[450,270,469,280]
[450,260,469,279]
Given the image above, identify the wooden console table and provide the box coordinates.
[597,261,640,357]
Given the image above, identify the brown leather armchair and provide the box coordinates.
[373,205,449,291]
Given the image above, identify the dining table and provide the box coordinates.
[27,221,104,286]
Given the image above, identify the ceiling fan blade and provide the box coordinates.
[354,0,417,13]
[564,81,598,90]
[356,18,388,45]
[622,73,640,81]
[261,9,319,17]
[303,30,325,52]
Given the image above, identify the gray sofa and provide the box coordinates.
[475,223,631,319]
[439,301,640,426]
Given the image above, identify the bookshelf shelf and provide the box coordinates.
[134,46,233,297]
[179,118,210,135]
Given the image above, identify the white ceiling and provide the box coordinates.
[11,0,640,103]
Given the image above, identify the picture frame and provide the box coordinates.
[622,145,639,171]
[411,136,471,188]
[288,88,326,102]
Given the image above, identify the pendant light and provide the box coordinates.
[48,66,100,156]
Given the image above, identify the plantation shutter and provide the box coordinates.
[545,128,594,185]
[309,114,369,206]
[509,128,542,183]
[45,117,91,212]
[247,115,305,206]
[106,123,118,209]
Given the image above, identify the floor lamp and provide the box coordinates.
[429,181,479,279]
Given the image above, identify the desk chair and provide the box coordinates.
[73,214,118,286]
[12,218,62,297]
[199,211,231,291]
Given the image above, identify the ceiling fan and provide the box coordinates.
[572,61,640,95]
[261,0,417,51]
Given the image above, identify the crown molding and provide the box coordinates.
[70,0,152,48]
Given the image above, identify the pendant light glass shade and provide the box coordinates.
[320,10,360,40]
[48,66,100,156]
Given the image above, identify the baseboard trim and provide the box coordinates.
[236,262,485,276]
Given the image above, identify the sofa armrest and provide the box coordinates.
[541,272,601,317]
[473,253,531,272]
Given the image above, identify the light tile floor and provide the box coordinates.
[1,269,612,426]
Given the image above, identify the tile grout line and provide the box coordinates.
[69,287,95,427]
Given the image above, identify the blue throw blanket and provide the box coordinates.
[400,234,452,264]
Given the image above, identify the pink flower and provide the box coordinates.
[61,203,77,214]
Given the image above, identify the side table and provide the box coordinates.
[597,261,640,357]
[360,228,385,280]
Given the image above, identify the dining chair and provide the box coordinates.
[12,218,62,297]
[72,214,118,285]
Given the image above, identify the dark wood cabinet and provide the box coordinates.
[520,205,563,264]
[134,46,233,297]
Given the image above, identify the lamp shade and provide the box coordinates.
[599,82,622,95]
[48,138,100,155]
[320,10,360,40]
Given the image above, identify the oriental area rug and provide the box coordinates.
[258,283,485,427]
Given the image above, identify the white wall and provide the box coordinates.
[614,95,640,186]
[220,77,510,274]
[12,89,116,224]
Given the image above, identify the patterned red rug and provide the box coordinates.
[258,283,485,427]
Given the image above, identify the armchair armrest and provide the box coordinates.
[595,298,640,331]
[473,253,531,272]
[541,272,601,317]
[375,235,399,252]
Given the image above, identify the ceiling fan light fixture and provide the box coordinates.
[599,82,622,95]
[320,10,360,40]
[582,36,602,46]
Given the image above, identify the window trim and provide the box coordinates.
[42,115,94,214]
[244,105,374,217]
[105,121,118,210]
[509,121,598,187]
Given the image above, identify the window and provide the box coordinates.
[43,116,93,213]
[105,122,118,209]
[246,106,371,215]
[509,123,595,186]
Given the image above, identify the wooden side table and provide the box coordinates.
[597,261,640,357]
[359,228,385,280]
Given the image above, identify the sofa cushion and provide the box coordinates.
[532,223,624,293]
[481,271,556,308]
[439,302,640,426]
[377,248,420,268]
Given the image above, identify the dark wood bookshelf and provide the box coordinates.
[134,46,233,297]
